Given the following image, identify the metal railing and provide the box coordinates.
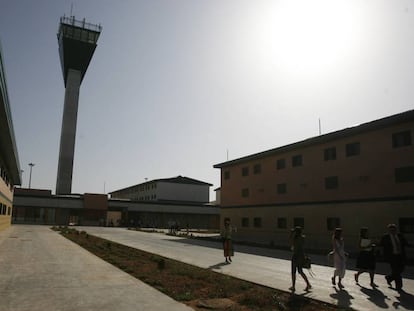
[60,16,102,33]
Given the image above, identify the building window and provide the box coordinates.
[241,188,249,198]
[277,183,287,194]
[395,166,414,183]
[327,217,341,231]
[277,217,287,229]
[253,164,261,174]
[7,206,11,215]
[224,171,230,180]
[254,217,262,228]
[241,217,249,227]
[242,167,249,177]
[346,142,360,157]
[293,217,304,229]
[399,218,414,233]
[324,147,336,161]
[276,159,286,170]
[393,130,412,148]
[292,155,303,167]
[325,176,338,189]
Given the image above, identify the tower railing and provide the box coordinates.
[60,16,102,33]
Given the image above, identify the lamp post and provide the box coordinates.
[28,163,35,189]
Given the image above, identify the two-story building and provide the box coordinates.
[214,110,414,254]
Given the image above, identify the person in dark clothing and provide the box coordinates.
[289,226,311,292]
[380,224,408,291]
[354,227,377,287]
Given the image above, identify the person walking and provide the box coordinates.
[354,227,377,287]
[331,228,347,288]
[221,219,234,264]
[380,223,408,291]
[289,226,311,292]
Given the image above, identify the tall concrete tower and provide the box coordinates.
[56,16,101,195]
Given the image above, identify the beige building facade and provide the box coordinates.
[110,176,212,204]
[0,42,21,231]
[214,110,414,255]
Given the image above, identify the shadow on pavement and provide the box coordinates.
[359,286,390,309]
[208,262,230,270]
[329,287,354,309]
[393,289,414,310]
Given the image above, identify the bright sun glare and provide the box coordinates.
[263,0,361,77]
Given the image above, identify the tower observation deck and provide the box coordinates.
[56,16,101,195]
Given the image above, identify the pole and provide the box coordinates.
[319,118,322,135]
[28,163,35,188]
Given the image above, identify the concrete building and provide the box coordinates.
[0,42,21,231]
[110,176,213,204]
[214,110,414,255]
[56,16,101,194]
[12,188,219,229]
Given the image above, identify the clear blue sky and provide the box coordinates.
[1,0,413,199]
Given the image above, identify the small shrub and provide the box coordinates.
[157,258,165,270]
[175,291,194,301]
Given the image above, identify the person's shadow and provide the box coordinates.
[360,285,390,309]
[329,287,354,309]
[393,289,414,310]
[208,262,229,270]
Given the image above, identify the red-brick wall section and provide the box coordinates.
[83,193,108,210]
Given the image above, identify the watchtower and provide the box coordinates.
[56,16,101,195]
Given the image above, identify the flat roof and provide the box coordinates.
[110,175,213,194]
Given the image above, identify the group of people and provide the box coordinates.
[221,220,409,293]
[291,224,409,292]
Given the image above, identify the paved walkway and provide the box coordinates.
[1,225,414,311]
[83,226,414,311]
[0,225,192,311]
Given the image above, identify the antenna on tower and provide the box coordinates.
[318,118,322,135]
[70,3,73,17]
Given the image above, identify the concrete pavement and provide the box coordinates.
[1,225,414,311]
[82,226,414,311]
[0,225,192,311]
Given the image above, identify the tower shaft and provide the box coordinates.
[56,69,81,194]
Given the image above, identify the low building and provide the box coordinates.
[109,176,212,204]
[0,42,21,231]
[13,188,219,229]
[214,110,414,256]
